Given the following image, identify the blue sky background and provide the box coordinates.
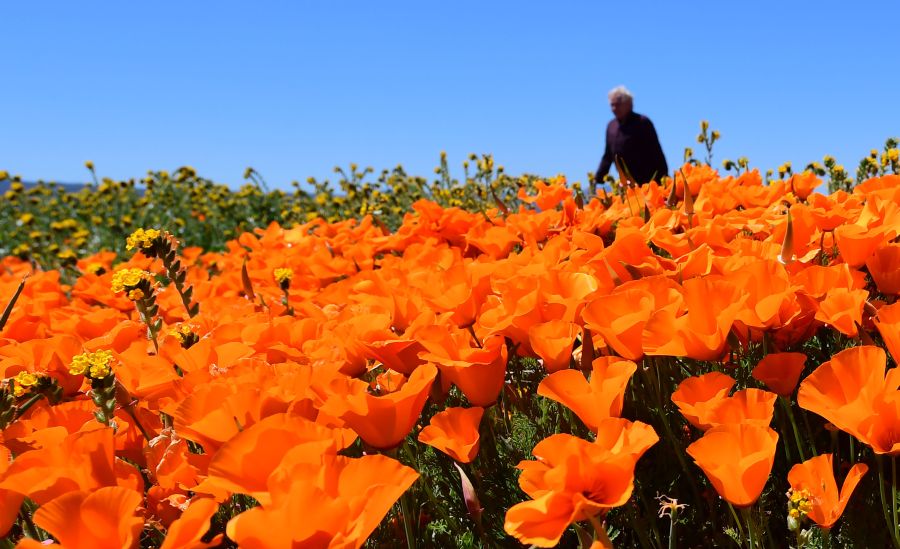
[2,1,897,189]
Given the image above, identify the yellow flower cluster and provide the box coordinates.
[110,268,151,294]
[273,268,294,285]
[169,324,195,344]
[787,488,812,520]
[69,349,115,379]
[125,228,161,251]
[12,371,39,397]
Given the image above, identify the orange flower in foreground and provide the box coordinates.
[0,427,121,505]
[582,288,656,361]
[418,406,484,463]
[207,413,355,504]
[752,352,807,397]
[703,388,777,429]
[0,445,24,537]
[337,363,437,450]
[418,330,508,407]
[537,356,637,431]
[834,223,884,268]
[671,372,735,430]
[159,498,223,549]
[874,301,900,363]
[788,170,821,201]
[798,345,900,454]
[504,419,658,547]
[528,320,578,372]
[867,243,900,295]
[32,486,143,549]
[686,423,778,507]
[226,454,418,548]
[787,454,868,530]
[643,277,747,361]
[814,287,868,337]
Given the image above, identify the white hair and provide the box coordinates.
[608,85,633,103]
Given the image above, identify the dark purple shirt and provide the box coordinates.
[595,111,668,185]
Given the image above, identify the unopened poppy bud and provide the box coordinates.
[454,463,483,525]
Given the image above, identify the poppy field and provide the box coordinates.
[2,140,900,549]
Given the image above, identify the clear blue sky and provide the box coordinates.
[2,2,897,189]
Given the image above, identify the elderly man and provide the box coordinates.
[593,86,668,190]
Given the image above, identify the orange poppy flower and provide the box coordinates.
[686,423,779,507]
[671,372,735,430]
[867,243,900,295]
[528,320,579,372]
[727,259,801,331]
[643,277,747,361]
[788,171,822,201]
[207,412,354,504]
[704,388,777,429]
[335,363,437,450]
[792,263,866,299]
[856,391,900,455]
[798,345,900,453]
[31,486,143,549]
[787,454,868,529]
[834,223,884,268]
[537,356,637,431]
[0,445,24,537]
[418,329,508,407]
[159,497,223,549]
[144,429,205,492]
[582,275,683,361]
[752,352,807,397]
[226,454,418,548]
[504,419,658,547]
[874,301,900,368]
[417,406,484,463]
[583,289,654,361]
[814,287,868,337]
[0,427,119,505]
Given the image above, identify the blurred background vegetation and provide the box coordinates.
[2,132,898,274]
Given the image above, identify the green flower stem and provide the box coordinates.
[135,299,160,353]
[780,397,807,462]
[740,506,757,549]
[878,456,900,549]
[893,456,899,549]
[162,252,198,318]
[13,393,45,422]
[667,504,679,549]
[727,503,744,544]
[400,488,417,549]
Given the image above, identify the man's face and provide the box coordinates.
[610,97,632,120]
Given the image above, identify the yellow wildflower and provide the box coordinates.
[273,268,294,287]
[126,228,162,251]
[127,288,145,301]
[12,371,39,397]
[111,268,150,293]
[69,350,114,379]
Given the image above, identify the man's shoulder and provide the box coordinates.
[632,112,654,124]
